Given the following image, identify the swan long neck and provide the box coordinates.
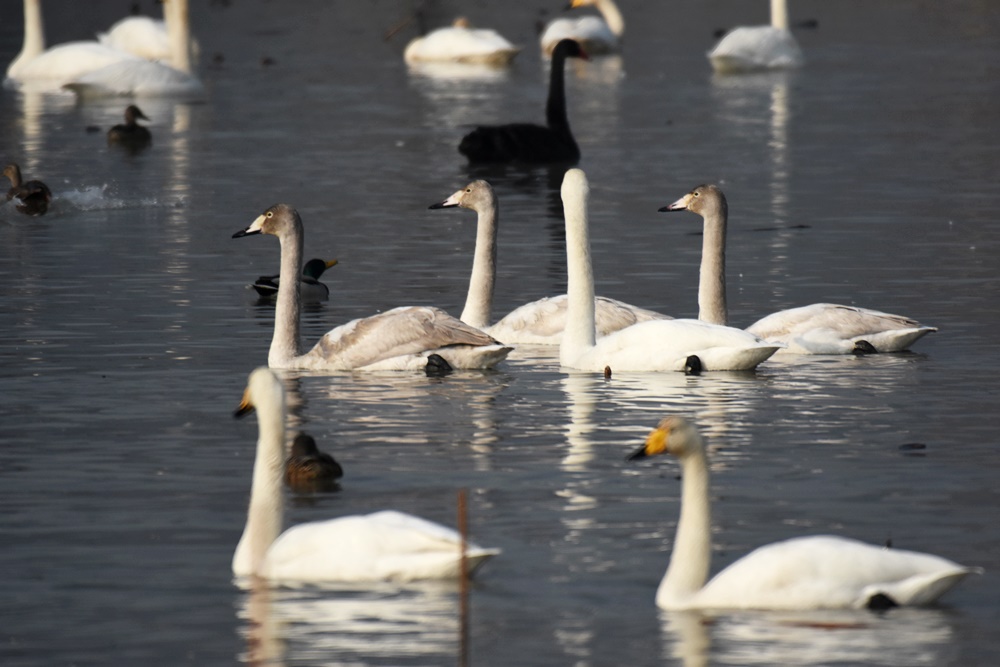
[699,196,728,326]
[461,198,498,329]
[771,0,789,30]
[270,219,303,367]
[659,449,713,605]
[560,171,596,365]
[597,0,625,38]
[546,48,571,133]
[8,0,45,78]
[165,0,193,73]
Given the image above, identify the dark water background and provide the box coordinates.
[1,1,999,665]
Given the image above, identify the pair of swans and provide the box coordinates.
[232,367,499,583]
[540,0,624,56]
[404,17,520,66]
[232,204,511,372]
[709,0,804,73]
[630,416,979,610]
[662,184,936,354]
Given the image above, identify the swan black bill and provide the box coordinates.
[626,445,649,461]
[233,228,261,239]
[428,200,457,210]
[234,398,256,419]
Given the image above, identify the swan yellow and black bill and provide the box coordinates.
[626,423,670,461]
[234,389,256,419]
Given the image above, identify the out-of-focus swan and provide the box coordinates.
[404,17,520,66]
[98,14,170,62]
[232,204,511,371]
[661,184,937,354]
[430,178,668,345]
[628,416,980,610]
[252,257,338,302]
[106,104,152,149]
[558,169,779,372]
[232,367,500,583]
[708,0,803,73]
[540,0,624,56]
[459,39,587,164]
[4,162,52,216]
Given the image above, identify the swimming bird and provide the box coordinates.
[458,39,587,164]
[404,17,520,66]
[430,178,668,344]
[106,105,152,150]
[98,14,171,62]
[232,366,500,583]
[252,258,338,302]
[708,0,803,73]
[284,432,343,488]
[628,416,980,610]
[232,204,512,371]
[558,169,779,372]
[539,0,624,56]
[4,163,52,216]
[660,184,937,354]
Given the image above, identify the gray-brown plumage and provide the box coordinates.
[107,105,152,151]
[4,163,52,216]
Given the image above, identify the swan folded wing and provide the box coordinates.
[594,296,671,335]
[406,27,519,64]
[746,304,936,352]
[7,42,141,89]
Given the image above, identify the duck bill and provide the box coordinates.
[233,213,266,238]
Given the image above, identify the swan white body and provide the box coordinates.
[98,16,171,62]
[662,184,937,354]
[630,416,980,610]
[431,179,668,345]
[405,20,520,66]
[558,170,780,372]
[540,0,624,55]
[233,204,511,371]
[708,0,803,73]
[232,367,500,583]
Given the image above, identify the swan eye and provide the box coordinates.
[266,211,274,218]
[692,191,700,197]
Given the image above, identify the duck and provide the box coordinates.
[252,257,338,302]
[404,17,520,66]
[232,366,500,583]
[4,0,142,91]
[539,0,624,56]
[708,0,803,73]
[628,415,980,610]
[558,169,780,372]
[284,432,343,488]
[430,178,668,345]
[106,105,152,149]
[459,39,587,164]
[4,163,52,216]
[660,184,937,354]
[63,0,203,99]
[232,204,512,371]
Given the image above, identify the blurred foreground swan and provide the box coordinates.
[233,204,511,371]
[404,17,520,66]
[661,184,937,354]
[628,416,980,609]
[232,367,499,583]
[558,169,779,372]
[430,179,667,344]
[540,0,624,55]
[708,0,803,73]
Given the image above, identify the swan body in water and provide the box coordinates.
[430,179,668,345]
[661,184,936,354]
[540,0,624,56]
[404,18,520,66]
[558,169,780,372]
[708,0,803,73]
[232,367,499,583]
[629,416,980,610]
[232,204,511,371]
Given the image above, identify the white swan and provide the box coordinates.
[429,179,668,345]
[558,169,780,372]
[629,416,980,610]
[63,0,203,99]
[98,15,171,62]
[661,184,937,354]
[4,0,142,91]
[540,0,624,56]
[232,367,500,583]
[404,18,520,66]
[708,0,803,73]
[232,204,512,371]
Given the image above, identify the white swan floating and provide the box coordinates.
[232,367,499,583]
[232,204,511,371]
[661,184,937,354]
[558,169,780,372]
[708,0,803,73]
[98,15,171,62]
[629,416,981,610]
[540,0,624,56]
[430,179,668,345]
[404,18,520,66]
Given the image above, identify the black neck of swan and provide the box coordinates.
[546,43,574,135]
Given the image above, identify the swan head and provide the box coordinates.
[659,184,727,220]
[428,179,495,212]
[627,416,704,462]
[233,366,285,419]
[233,203,300,239]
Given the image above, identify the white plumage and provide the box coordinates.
[708,0,803,73]
[540,0,624,56]
[405,19,520,66]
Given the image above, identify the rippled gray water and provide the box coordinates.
[1,1,999,665]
